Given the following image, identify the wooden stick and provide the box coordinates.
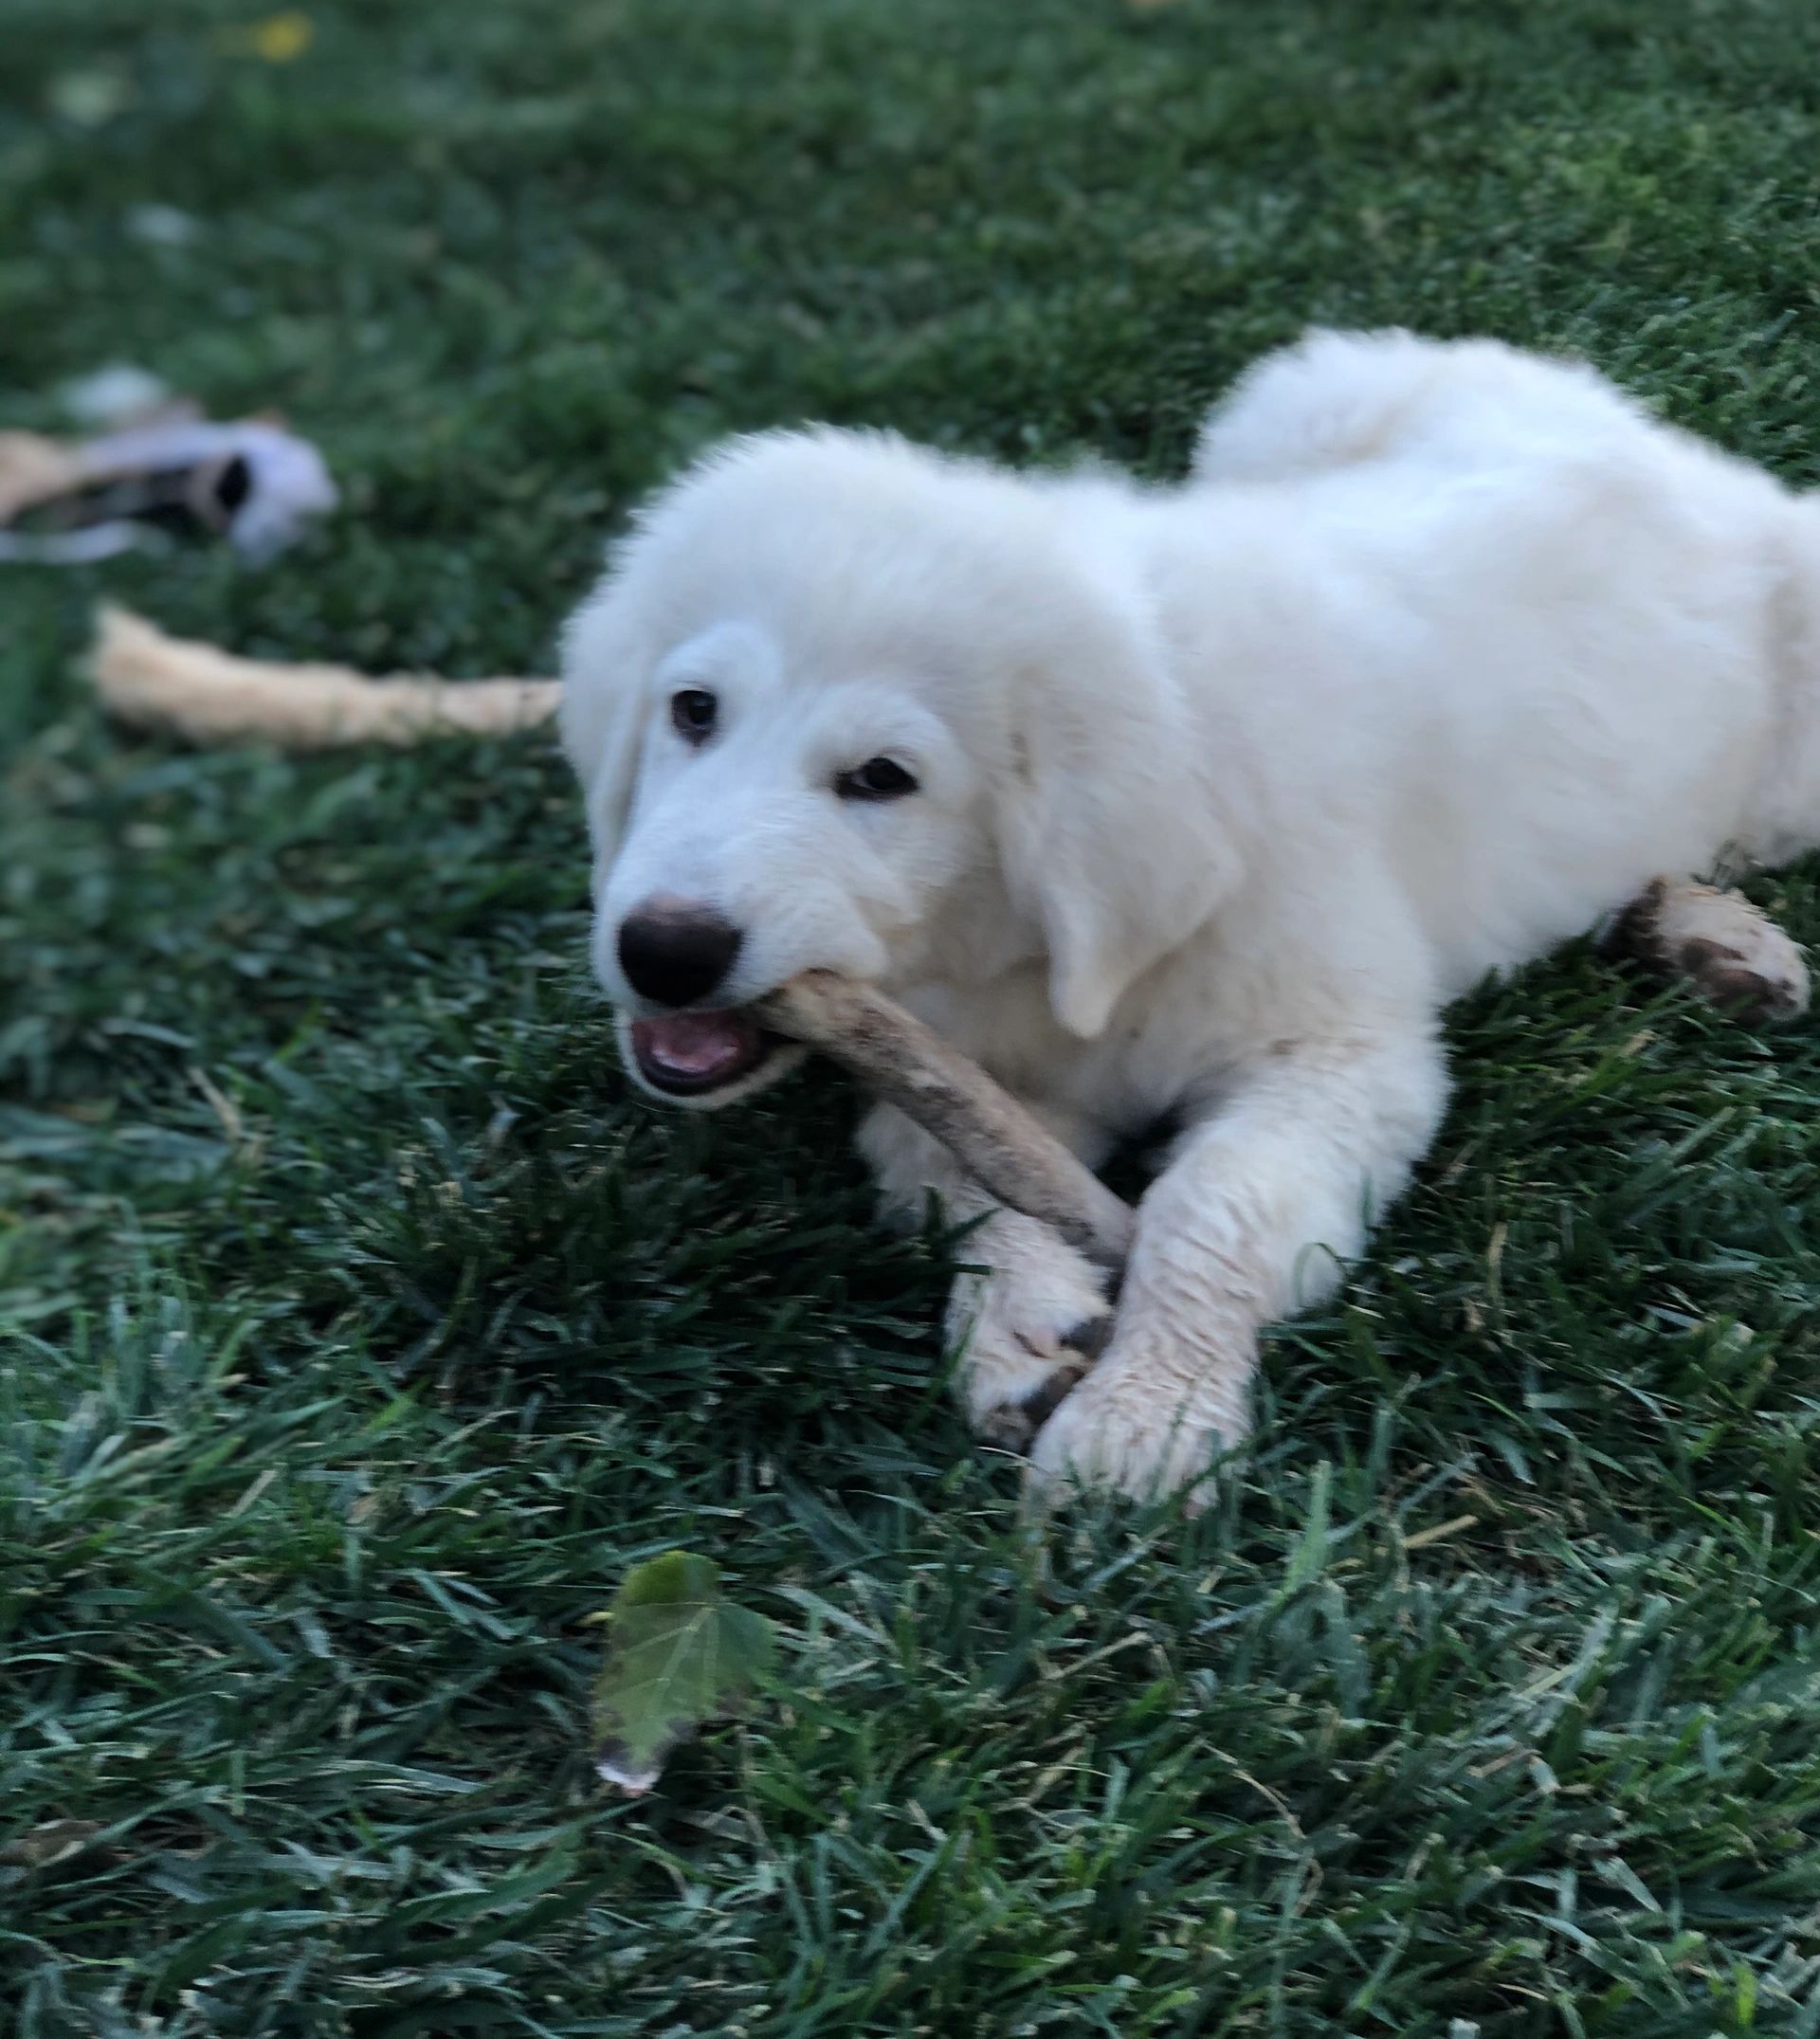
[88,606,560,749]
[760,971,1136,1271]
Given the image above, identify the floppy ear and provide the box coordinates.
[558,570,652,880]
[995,628,1240,1040]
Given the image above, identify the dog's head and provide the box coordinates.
[560,429,1237,1107]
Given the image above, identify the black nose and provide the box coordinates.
[617,899,744,1008]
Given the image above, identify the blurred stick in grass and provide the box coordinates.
[89,606,559,749]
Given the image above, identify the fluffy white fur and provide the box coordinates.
[560,330,1820,1501]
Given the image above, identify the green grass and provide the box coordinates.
[8,0,1820,2030]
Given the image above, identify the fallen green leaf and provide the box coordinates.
[591,1552,774,1793]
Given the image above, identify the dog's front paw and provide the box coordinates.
[948,1225,1113,1453]
[1026,1343,1250,1507]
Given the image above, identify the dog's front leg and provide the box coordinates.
[857,1099,1116,1450]
[1029,1028,1449,1504]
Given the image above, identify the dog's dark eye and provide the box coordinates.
[670,688,718,742]
[837,756,919,802]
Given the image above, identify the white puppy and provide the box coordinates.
[560,330,1820,1501]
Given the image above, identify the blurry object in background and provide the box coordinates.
[64,416,338,560]
[125,203,201,248]
[88,607,559,749]
[0,520,166,565]
[59,363,181,430]
[246,11,315,63]
[0,433,85,523]
[217,11,316,63]
[0,393,337,565]
[0,431,155,563]
[46,66,133,128]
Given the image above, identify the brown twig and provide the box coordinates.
[759,971,1136,1271]
[88,606,559,749]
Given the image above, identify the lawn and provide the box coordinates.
[8,0,1820,2031]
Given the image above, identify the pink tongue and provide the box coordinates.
[631,1011,755,1081]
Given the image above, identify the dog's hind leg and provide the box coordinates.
[1608,879,1810,1024]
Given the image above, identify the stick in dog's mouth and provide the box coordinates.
[758,972,1137,1273]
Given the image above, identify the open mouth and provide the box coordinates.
[628,1009,784,1098]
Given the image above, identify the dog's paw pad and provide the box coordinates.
[1677,937,1809,1024]
[1612,880,1811,1026]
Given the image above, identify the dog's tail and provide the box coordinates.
[1189,329,1438,485]
[1190,328,1613,489]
